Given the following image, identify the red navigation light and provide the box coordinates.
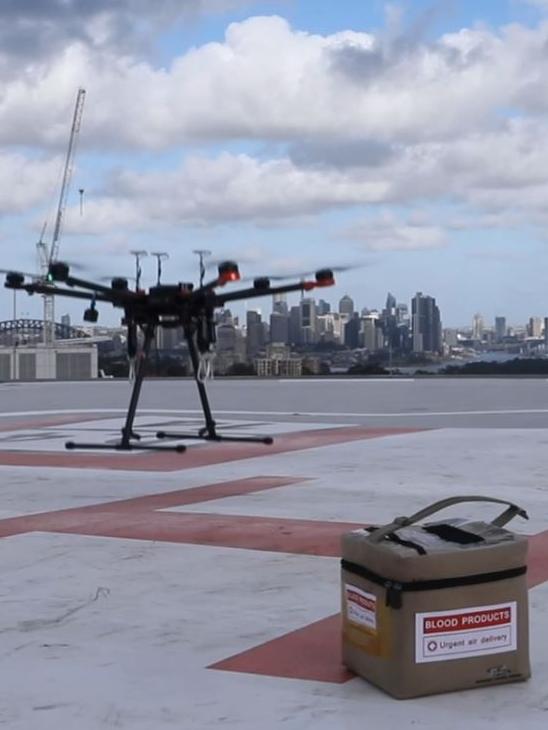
[218,261,240,285]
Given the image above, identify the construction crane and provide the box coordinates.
[37,87,86,345]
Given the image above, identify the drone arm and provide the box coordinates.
[10,280,113,304]
[64,274,123,297]
[214,279,324,306]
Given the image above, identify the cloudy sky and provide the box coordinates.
[2,0,548,327]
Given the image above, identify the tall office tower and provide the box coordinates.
[272,293,288,315]
[411,292,442,354]
[289,306,301,345]
[338,294,355,316]
[61,314,71,328]
[495,316,507,343]
[246,310,264,359]
[300,298,318,345]
[472,313,484,341]
[382,292,399,351]
[317,299,331,316]
[528,317,543,338]
[362,315,383,352]
[270,311,289,344]
[344,313,361,349]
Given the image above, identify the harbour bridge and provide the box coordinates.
[0,319,88,345]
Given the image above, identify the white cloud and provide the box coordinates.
[62,152,389,232]
[5,13,548,247]
[0,153,61,214]
[344,212,448,252]
[4,16,548,150]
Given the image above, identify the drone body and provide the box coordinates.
[4,260,335,453]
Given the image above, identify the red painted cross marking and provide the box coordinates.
[1,422,546,685]
[0,424,424,471]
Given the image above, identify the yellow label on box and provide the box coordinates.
[343,583,391,657]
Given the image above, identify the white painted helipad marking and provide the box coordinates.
[2,408,548,419]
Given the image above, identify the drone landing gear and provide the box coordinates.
[156,331,273,447]
[156,428,273,446]
[65,325,186,454]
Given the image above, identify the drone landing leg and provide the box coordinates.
[66,325,186,453]
[156,331,273,446]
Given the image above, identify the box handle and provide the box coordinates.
[367,496,528,544]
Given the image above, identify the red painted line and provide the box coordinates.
[0,426,425,471]
[210,613,354,684]
[50,512,363,556]
[210,533,548,684]
[0,476,310,539]
[94,476,309,512]
[527,530,548,588]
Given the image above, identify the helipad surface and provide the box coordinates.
[1,378,548,728]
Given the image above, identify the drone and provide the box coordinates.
[4,260,335,453]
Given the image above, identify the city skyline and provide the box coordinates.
[4,2,548,326]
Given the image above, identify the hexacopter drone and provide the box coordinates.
[4,261,335,454]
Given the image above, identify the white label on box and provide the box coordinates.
[345,584,377,631]
[415,602,517,663]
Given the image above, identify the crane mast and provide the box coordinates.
[40,87,86,345]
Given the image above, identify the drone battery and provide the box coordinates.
[341,497,530,699]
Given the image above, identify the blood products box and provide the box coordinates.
[341,498,531,698]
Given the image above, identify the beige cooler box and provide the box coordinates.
[341,496,531,699]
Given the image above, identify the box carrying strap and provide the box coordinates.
[367,496,528,545]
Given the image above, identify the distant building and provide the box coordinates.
[317,299,331,316]
[317,312,345,344]
[338,294,354,317]
[412,293,442,354]
[344,313,361,349]
[61,314,71,328]
[472,313,484,341]
[289,306,301,345]
[269,311,289,344]
[444,329,459,348]
[272,293,288,316]
[300,298,317,345]
[246,310,264,358]
[495,316,506,343]
[362,314,383,352]
[528,317,543,338]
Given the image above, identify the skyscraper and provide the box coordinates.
[472,313,484,341]
[338,294,354,317]
[246,310,264,359]
[411,293,442,354]
[270,311,289,344]
[344,313,360,349]
[300,298,318,345]
[495,316,506,343]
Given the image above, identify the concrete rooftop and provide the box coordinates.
[1,377,548,728]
